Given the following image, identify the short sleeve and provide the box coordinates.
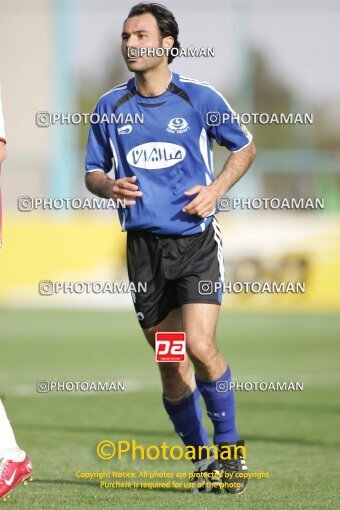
[204,87,252,152]
[85,100,113,173]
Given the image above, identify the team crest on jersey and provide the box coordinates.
[166,117,190,134]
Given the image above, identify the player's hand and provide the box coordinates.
[110,176,142,206]
[182,185,219,218]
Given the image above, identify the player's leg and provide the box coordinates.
[182,303,237,441]
[142,308,209,455]
[143,308,222,492]
[0,400,25,462]
[172,218,247,493]
[142,307,189,397]
[172,219,239,443]
[182,303,248,494]
[0,400,32,501]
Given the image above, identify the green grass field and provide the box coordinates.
[1,309,339,509]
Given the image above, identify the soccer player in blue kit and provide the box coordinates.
[86,3,256,494]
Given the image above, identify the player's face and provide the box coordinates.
[121,13,172,72]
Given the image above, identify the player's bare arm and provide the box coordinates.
[183,140,256,218]
[0,141,6,164]
[85,171,142,206]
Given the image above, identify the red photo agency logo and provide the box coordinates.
[155,332,186,362]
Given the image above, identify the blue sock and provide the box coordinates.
[162,387,210,460]
[196,365,238,444]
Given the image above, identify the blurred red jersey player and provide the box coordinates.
[0,83,5,246]
[0,84,33,501]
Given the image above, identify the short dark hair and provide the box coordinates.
[126,3,180,64]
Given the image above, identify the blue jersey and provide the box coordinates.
[85,73,252,235]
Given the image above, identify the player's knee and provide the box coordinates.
[188,342,218,370]
[159,362,186,377]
